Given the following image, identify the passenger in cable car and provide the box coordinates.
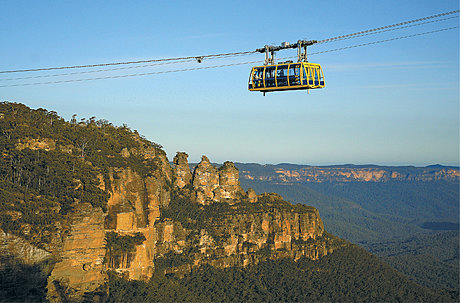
[289,64,300,86]
[265,66,276,87]
[254,68,264,88]
[277,65,288,87]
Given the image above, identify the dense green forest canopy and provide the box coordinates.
[369,230,459,290]
[240,173,459,290]
[106,245,458,302]
[0,102,164,247]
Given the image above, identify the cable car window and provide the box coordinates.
[265,66,276,87]
[276,65,288,77]
[319,68,324,86]
[314,68,319,85]
[253,67,264,88]
[301,65,308,85]
[276,65,288,87]
[254,67,264,80]
[289,64,300,86]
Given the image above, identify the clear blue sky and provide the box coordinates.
[1,1,459,166]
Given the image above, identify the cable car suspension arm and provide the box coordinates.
[256,40,317,65]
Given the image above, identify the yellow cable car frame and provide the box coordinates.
[248,40,325,95]
[248,62,324,93]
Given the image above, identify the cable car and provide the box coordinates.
[248,40,324,95]
[248,61,324,93]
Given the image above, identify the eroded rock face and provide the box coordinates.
[215,161,245,202]
[192,156,220,204]
[105,166,171,230]
[247,188,258,203]
[190,155,245,204]
[153,203,330,276]
[145,175,170,224]
[0,229,52,267]
[47,203,106,303]
[103,163,171,281]
[106,228,155,281]
[106,167,148,229]
[123,237,155,280]
[173,152,192,189]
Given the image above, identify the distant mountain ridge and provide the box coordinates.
[233,162,459,183]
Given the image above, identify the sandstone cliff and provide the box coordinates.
[0,229,53,267]
[192,156,245,204]
[46,203,106,302]
[44,152,337,301]
[98,153,335,280]
[173,152,192,189]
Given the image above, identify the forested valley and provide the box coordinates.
[239,165,459,291]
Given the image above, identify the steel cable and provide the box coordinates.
[0,10,457,75]
[0,51,257,74]
[0,53,261,82]
[316,10,459,44]
[323,15,458,43]
[1,26,457,88]
[310,26,459,55]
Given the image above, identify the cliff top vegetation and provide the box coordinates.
[0,102,165,248]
